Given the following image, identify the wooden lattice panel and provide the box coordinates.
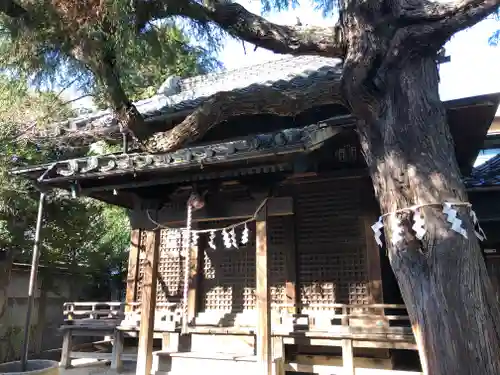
[199,216,287,312]
[295,179,369,309]
[201,220,256,311]
[136,228,185,307]
[156,229,185,304]
[268,216,287,306]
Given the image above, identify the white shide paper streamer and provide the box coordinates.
[443,202,467,239]
[412,209,426,240]
[371,218,384,247]
[372,202,484,247]
[390,216,404,245]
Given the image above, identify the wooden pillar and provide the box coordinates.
[126,229,141,312]
[136,230,160,375]
[256,206,272,375]
[364,216,384,304]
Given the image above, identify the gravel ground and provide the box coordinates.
[60,359,136,375]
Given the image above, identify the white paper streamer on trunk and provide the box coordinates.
[470,209,487,241]
[412,209,426,240]
[390,216,404,245]
[443,202,467,239]
[371,217,384,247]
[241,223,249,244]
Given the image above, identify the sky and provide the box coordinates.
[67,0,500,116]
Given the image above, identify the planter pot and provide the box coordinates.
[0,360,59,375]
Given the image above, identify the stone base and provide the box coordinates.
[0,360,59,375]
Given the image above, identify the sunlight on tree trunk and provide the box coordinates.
[352,57,500,374]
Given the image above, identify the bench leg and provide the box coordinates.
[342,338,354,375]
[60,330,72,369]
[111,330,124,372]
[272,336,284,360]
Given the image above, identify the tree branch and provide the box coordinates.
[436,0,499,35]
[137,0,346,58]
[144,74,345,153]
[370,0,498,91]
[398,0,499,35]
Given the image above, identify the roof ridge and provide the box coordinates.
[180,55,296,86]
[178,55,309,93]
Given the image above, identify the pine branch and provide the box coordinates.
[137,0,346,58]
[144,73,345,153]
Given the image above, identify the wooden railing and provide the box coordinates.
[63,302,125,321]
[62,301,410,333]
[299,303,411,328]
[62,301,182,329]
[192,303,411,331]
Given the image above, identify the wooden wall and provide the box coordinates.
[125,174,384,316]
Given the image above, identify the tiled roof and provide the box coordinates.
[61,56,342,130]
[12,122,343,184]
[465,153,500,187]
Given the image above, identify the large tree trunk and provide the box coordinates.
[353,56,500,374]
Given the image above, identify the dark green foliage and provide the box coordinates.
[0,0,222,108]
[92,22,222,108]
[0,74,129,290]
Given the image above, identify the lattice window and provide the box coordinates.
[295,179,369,310]
[156,229,184,305]
[136,228,186,308]
[201,220,256,312]
[199,216,287,312]
[268,216,286,306]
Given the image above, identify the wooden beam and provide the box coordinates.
[136,230,161,375]
[131,197,293,229]
[126,229,141,312]
[256,205,272,375]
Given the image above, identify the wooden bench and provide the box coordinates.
[60,301,181,370]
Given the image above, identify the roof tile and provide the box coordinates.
[63,55,342,130]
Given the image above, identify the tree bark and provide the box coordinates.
[353,56,500,375]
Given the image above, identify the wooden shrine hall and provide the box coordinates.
[12,56,500,375]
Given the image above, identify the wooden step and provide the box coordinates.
[152,351,281,375]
